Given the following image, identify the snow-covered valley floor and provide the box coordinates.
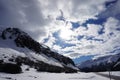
[0,68,120,80]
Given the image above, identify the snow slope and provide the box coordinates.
[0,37,63,67]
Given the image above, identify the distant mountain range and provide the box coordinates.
[0,27,78,74]
[77,53,120,72]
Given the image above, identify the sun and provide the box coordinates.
[59,27,73,40]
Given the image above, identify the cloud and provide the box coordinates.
[52,45,62,53]
[0,0,120,60]
[71,0,107,21]
[43,33,56,48]
[74,24,103,37]
[0,0,108,40]
[98,0,120,19]
[39,0,109,23]
[63,17,120,58]
[0,0,49,40]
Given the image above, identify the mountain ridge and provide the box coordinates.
[0,27,78,73]
[77,53,120,72]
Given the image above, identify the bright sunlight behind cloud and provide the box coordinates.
[0,0,120,62]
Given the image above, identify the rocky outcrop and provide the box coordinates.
[0,63,22,74]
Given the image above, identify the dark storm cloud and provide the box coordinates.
[0,0,49,40]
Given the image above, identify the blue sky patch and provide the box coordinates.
[105,0,118,8]
[81,18,106,27]
[71,21,80,29]
[77,35,84,40]
[73,55,94,64]
[98,26,105,35]
[43,37,49,43]
[85,36,104,42]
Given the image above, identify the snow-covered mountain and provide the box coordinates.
[77,53,120,72]
[0,27,78,74]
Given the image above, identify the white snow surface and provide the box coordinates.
[99,71,120,76]
[0,66,120,80]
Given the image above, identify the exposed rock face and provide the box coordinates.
[0,63,22,74]
[0,27,77,73]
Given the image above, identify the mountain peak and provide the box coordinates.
[1,27,28,40]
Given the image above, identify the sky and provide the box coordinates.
[0,0,120,64]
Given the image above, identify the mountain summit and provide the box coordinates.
[0,27,78,74]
